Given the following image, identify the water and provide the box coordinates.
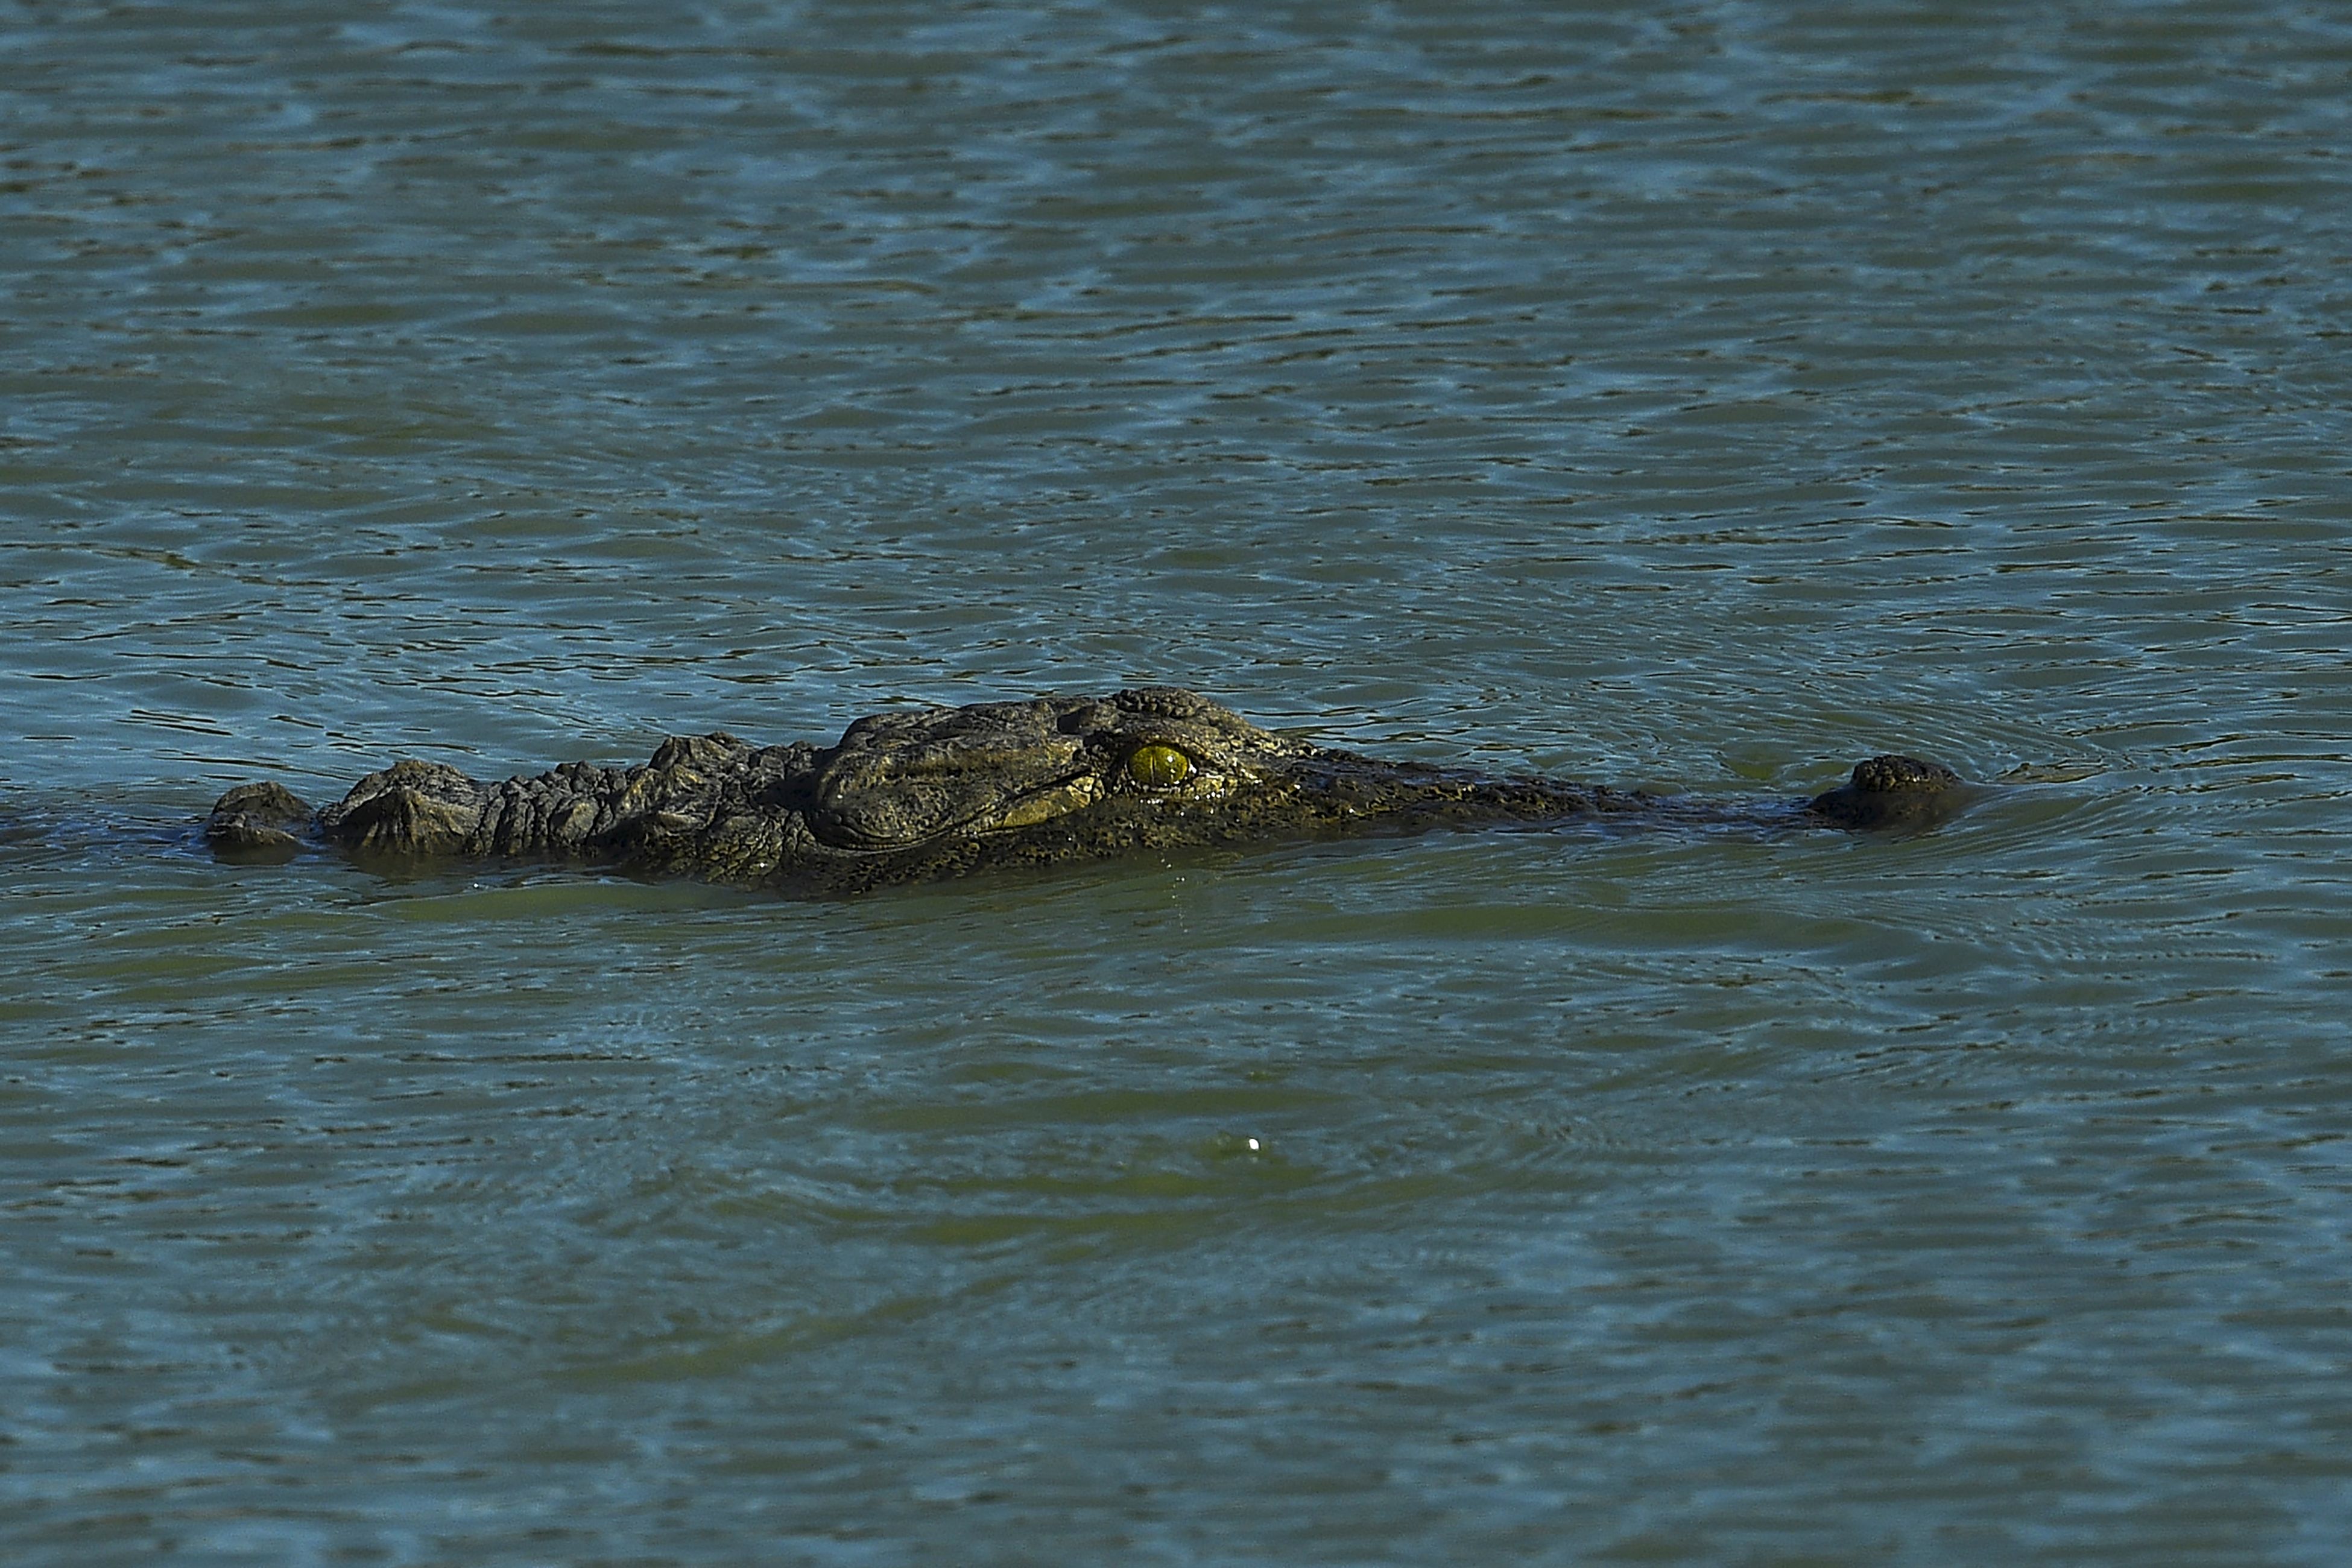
[6,1,2351,1561]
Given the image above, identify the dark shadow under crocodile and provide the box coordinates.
[204,686,1973,894]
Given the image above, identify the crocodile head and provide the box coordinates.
[756,686,1646,891]
[801,687,1314,852]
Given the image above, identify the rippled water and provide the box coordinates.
[7,2,2352,1561]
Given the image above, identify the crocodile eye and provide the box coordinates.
[1126,744,1193,789]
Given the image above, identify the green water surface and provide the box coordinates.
[5,2,2351,1562]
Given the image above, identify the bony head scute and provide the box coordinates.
[1125,742,1194,789]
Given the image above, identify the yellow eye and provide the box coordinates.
[1127,744,1193,789]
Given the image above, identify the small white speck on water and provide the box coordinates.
[1246,1137,1260,1151]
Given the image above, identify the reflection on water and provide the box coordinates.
[5,1,2352,1561]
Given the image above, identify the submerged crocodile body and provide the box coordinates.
[204,687,1967,895]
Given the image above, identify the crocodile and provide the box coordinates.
[203,686,1969,895]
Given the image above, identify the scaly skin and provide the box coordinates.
[204,687,1968,894]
